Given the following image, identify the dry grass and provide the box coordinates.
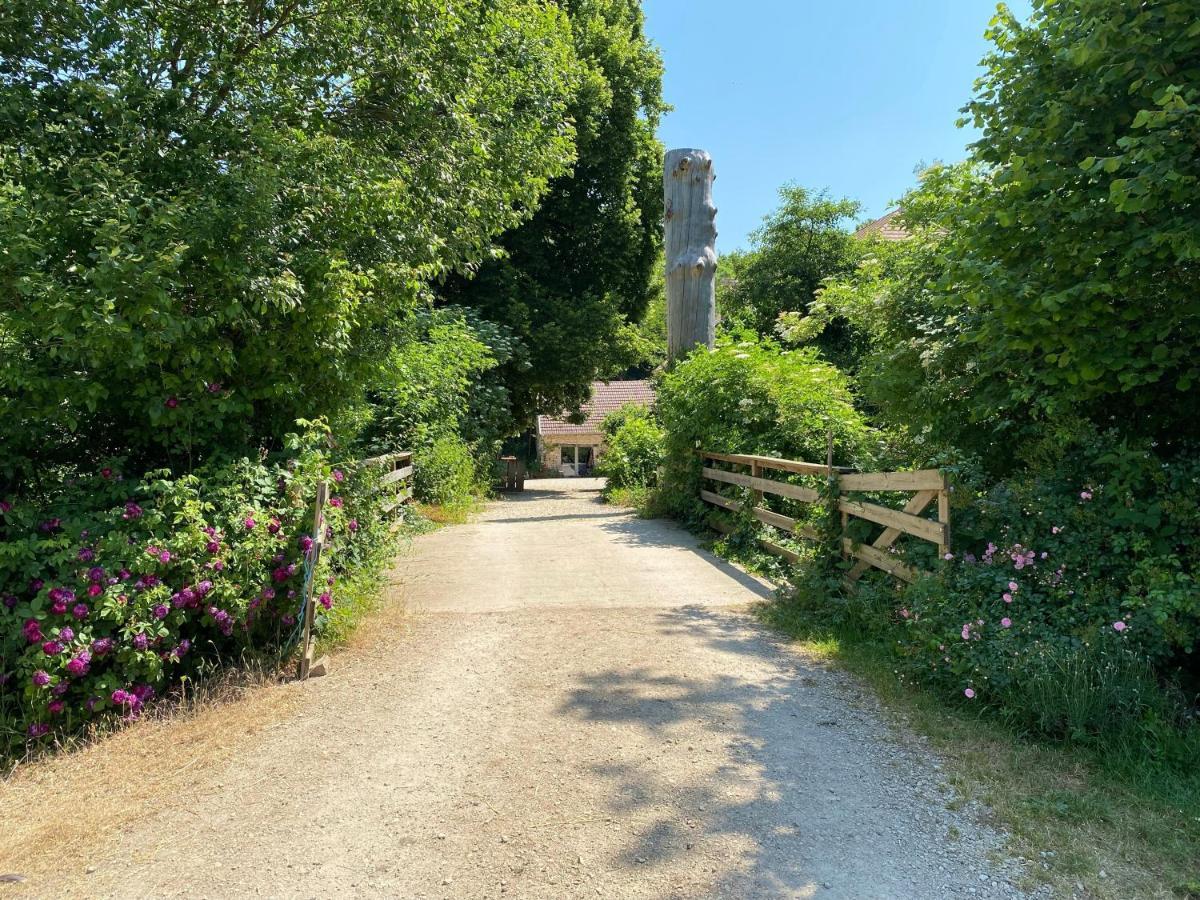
[0,568,418,894]
[416,497,481,526]
[0,666,301,890]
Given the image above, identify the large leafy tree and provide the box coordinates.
[441,0,665,425]
[950,0,1200,439]
[0,0,580,476]
[719,185,863,368]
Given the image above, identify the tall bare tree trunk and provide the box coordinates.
[664,148,717,365]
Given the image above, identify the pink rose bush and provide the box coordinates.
[878,435,1199,740]
[0,428,393,754]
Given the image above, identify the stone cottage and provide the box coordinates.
[535,380,654,476]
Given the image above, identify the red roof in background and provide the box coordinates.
[537,380,654,437]
[854,210,910,242]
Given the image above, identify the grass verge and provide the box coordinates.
[601,484,671,518]
[757,598,1200,900]
[0,663,299,889]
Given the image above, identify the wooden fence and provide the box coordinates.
[298,450,414,680]
[359,450,415,517]
[699,450,950,584]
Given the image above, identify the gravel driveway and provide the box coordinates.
[54,479,1032,899]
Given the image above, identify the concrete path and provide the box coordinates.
[49,479,1030,899]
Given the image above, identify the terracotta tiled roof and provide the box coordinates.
[854,210,909,242]
[537,380,655,437]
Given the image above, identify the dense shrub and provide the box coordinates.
[838,430,1200,742]
[413,437,478,507]
[0,426,391,754]
[689,0,1200,762]
[656,334,872,521]
[354,307,515,460]
[956,0,1200,437]
[597,405,665,490]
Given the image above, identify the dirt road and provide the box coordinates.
[28,479,1031,899]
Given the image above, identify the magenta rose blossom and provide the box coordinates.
[66,651,91,676]
[32,670,50,687]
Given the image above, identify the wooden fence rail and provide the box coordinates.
[358,451,415,517]
[698,450,950,584]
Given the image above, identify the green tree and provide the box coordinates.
[442,0,665,426]
[0,0,580,477]
[951,0,1200,440]
[719,185,863,368]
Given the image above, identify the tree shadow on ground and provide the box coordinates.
[555,604,974,899]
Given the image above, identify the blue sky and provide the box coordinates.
[642,0,1033,250]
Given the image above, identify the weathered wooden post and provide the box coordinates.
[297,481,328,680]
[664,148,717,364]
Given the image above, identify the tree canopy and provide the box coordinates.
[718,185,863,368]
[441,0,665,425]
[950,0,1200,437]
[0,0,582,475]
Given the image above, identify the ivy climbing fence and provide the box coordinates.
[698,450,950,584]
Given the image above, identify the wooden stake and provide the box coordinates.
[297,481,328,681]
[665,148,717,364]
[938,484,952,560]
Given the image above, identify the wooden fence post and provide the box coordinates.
[665,148,717,364]
[938,483,952,560]
[297,481,328,680]
[827,426,848,558]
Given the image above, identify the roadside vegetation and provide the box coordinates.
[606,1,1200,893]
[0,0,663,759]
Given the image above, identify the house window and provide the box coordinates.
[557,445,595,476]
